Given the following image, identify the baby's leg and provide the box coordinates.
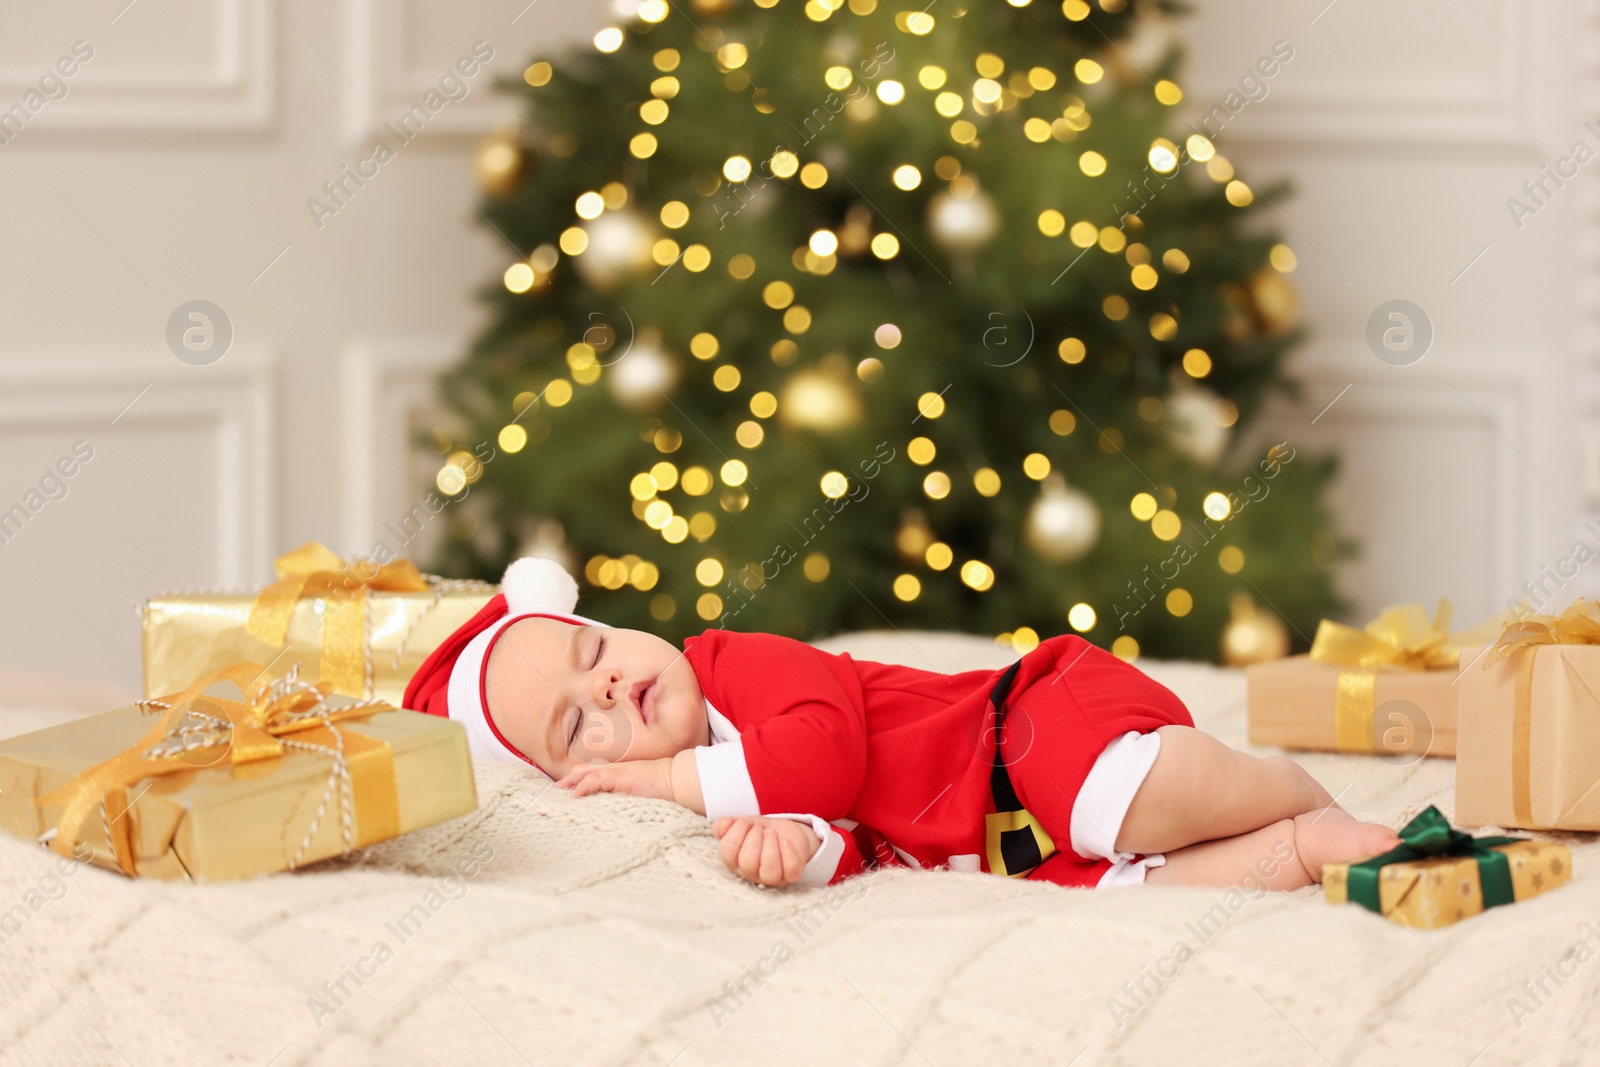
[1115,725,1335,855]
[1145,807,1401,890]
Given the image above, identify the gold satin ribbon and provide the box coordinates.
[245,541,429,698]
[37,662,400,875]
[1310,598,1511,752]
[1480,598,1600,826]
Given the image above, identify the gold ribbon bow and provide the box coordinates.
[1310,598,1509,752]
[245,541,429,698]
[37,662,400,876]
[1481,598,1600,826]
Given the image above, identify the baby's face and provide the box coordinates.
[484,618,708,777]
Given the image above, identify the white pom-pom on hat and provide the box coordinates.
[501,556,580,616]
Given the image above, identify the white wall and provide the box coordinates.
[1185,0,1598,634]
[0,0,1593,690]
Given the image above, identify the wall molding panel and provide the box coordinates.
[1182,1,1553,153]
[0,349,279,588]
[342,0,515,144]
[339,335,462,558]
[1252,355,1535,621]
[0,0,276,134]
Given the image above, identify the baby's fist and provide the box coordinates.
[711,815,819,888]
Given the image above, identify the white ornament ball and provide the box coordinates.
[1026,476,1101,562]
[606,337,679,410]
[574,209,656,289]
[1166,387,1231,468]
[927,188,1000,255]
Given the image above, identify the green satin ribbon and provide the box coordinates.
[1346,805,1524,914]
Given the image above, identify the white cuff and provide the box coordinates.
[694,740,760,821]
[764,812,844,887]
[1070,729,1163,862]
[1098,852,1166,888]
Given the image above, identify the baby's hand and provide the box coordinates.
[556,758,674,801]
[711,815,819,888]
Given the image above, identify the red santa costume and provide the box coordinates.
[405,558,1195,891]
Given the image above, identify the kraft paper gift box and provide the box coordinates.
[0,663,477,881]
[1456,598,1600,830]
[1323,806,1570,929]
[1246,599,1506,758]
[142,541,495,706]
[1247,655,1459,757]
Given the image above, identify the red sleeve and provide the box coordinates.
[687,631,868,821]
[826,821,908,885]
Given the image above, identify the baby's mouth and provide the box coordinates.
[632,678,657,725]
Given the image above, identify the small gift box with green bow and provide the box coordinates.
[1323,806,1570,929]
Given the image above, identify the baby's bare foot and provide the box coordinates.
[1291,806,1401,883]
[1270,755,1335,813]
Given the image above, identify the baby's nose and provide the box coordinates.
[595,668,624,704]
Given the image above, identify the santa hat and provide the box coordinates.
[402,557,607,776]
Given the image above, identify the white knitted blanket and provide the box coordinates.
[1,633,1596,1067]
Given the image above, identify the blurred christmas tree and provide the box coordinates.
[434,0,1352,664]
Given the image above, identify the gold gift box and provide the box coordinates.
[1456,639,1600,830]
[1323,839,1570,929]
[1246,654,1458,757]
[0,699,476,881]
[142,582,495,707]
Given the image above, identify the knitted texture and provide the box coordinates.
[0,633,1594,1067]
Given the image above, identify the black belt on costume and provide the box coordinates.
[985,659,1057,878]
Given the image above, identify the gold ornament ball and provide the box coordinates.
[837,205,873,257]
[777,368,863,431]
[1220,592,1290,667]
[1025,474,1100,562]
[894,510,935,563]
[1248,268,1302,337]
[474,134,524,197]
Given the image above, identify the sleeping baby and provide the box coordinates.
[404,558,1400,889]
